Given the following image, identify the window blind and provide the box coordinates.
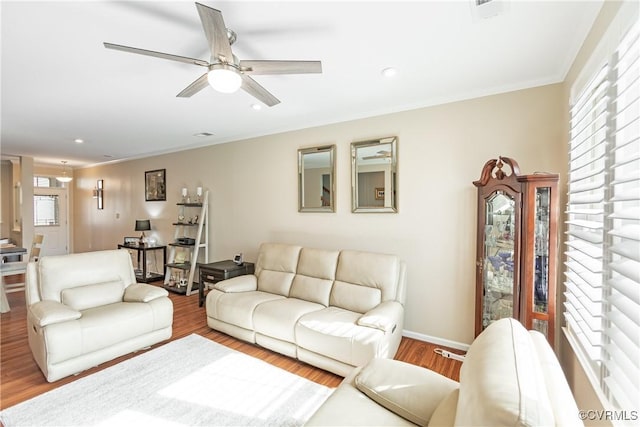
[603,25,639,411]
[565,61,608,364]
[565,22,639,410]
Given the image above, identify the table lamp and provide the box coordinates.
[135,219,151,245]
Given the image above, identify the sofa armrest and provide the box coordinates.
[357,300,403,333]
[214,275,257,292]
[29,300,81,327]
[124,283,169,303]
[355,358,459,426]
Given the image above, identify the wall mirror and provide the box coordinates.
[298,145,335,212]
[351,136,398,213]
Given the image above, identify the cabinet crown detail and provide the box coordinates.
[473,156,522,186]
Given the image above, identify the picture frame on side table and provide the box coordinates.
[145,169,166,201]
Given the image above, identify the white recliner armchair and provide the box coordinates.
[26,249,173,382]
[306,318,582,426]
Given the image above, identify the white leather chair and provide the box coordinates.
[26,249,173,382]
[1,234,44,313]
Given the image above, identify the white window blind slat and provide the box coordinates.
[564,301,603,344]
[608,293,640,328]
[565,262,603,288]
[609,240,640,262]
[567,207,605,215]
[603,362,639,411]
[566,239,603,259]
[566,250,604,274]
[609,276,640,305]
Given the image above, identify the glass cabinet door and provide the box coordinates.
[532,187,551,336]
[482,191,517,329]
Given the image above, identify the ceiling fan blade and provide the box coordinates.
[240,60,322,75]
[240,75,280,107]
[177,73,210,98]
[195,3,233,63]
[104,42,209,67]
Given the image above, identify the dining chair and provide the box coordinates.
[1,234,44,312]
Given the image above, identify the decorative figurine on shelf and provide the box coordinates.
[195,186,203,204]
[181,187,188,204]
[178,214,185,223]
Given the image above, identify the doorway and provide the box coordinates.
[33,187,68,256]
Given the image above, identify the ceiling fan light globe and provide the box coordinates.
[208,68,242,93]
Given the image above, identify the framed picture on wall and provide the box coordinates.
[375,187,385,200]
[145,169,166,201]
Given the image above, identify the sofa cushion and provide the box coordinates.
[255,243,301,276]
[330,281,381,314]
[305,366,415,427]
[455,318,554,426]
[355,358,459,426]
[207,290,283,330]
[44,301,161,365]
[529,329,581,425]
[123,283,169,303]
[253,243,301,296]
[38,250,136,303]
[335,250,400,301]
[61,280,125,311]
[257,270,296,296]
[296,306,385,367]
[29,300,82,327]
[289,247,339,306]
[254,298,324,343]
[428,389,458,427]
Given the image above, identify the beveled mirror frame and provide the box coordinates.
[298,144,336,212]
[351,136,398,213]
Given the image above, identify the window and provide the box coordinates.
[34,195,60,226]
[33,176,62,188]
[565,21,639,412]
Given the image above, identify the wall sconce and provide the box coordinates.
[93,179,104,209]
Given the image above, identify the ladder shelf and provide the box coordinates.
[163,191,209,296]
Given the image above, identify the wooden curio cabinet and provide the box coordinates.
[473,157,559,347]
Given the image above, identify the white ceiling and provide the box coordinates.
[1,0,603,168]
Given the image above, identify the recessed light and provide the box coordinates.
[193,132,214,137]
[251,103,262,111]
[381,67,397,78]
[74,138,84,144]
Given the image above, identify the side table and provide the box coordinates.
[118,243,166,283]
[198,260,255,307]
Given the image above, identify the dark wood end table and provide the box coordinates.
[198,260,255,307]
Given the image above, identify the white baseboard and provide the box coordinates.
[402,329,470,352]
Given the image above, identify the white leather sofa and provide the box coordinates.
[206,243,406,376]
[26,249,173,382]
[306,318,582,426]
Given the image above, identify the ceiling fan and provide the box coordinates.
[104,2,322,107]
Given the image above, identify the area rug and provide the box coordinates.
[0,334,333,426]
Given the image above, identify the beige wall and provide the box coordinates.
[73,82,564,346]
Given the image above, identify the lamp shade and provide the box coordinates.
[56,160,73,183]
[207,66,242,93]
[135,219,151,232]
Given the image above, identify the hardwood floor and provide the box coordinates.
[0,277,462,410]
